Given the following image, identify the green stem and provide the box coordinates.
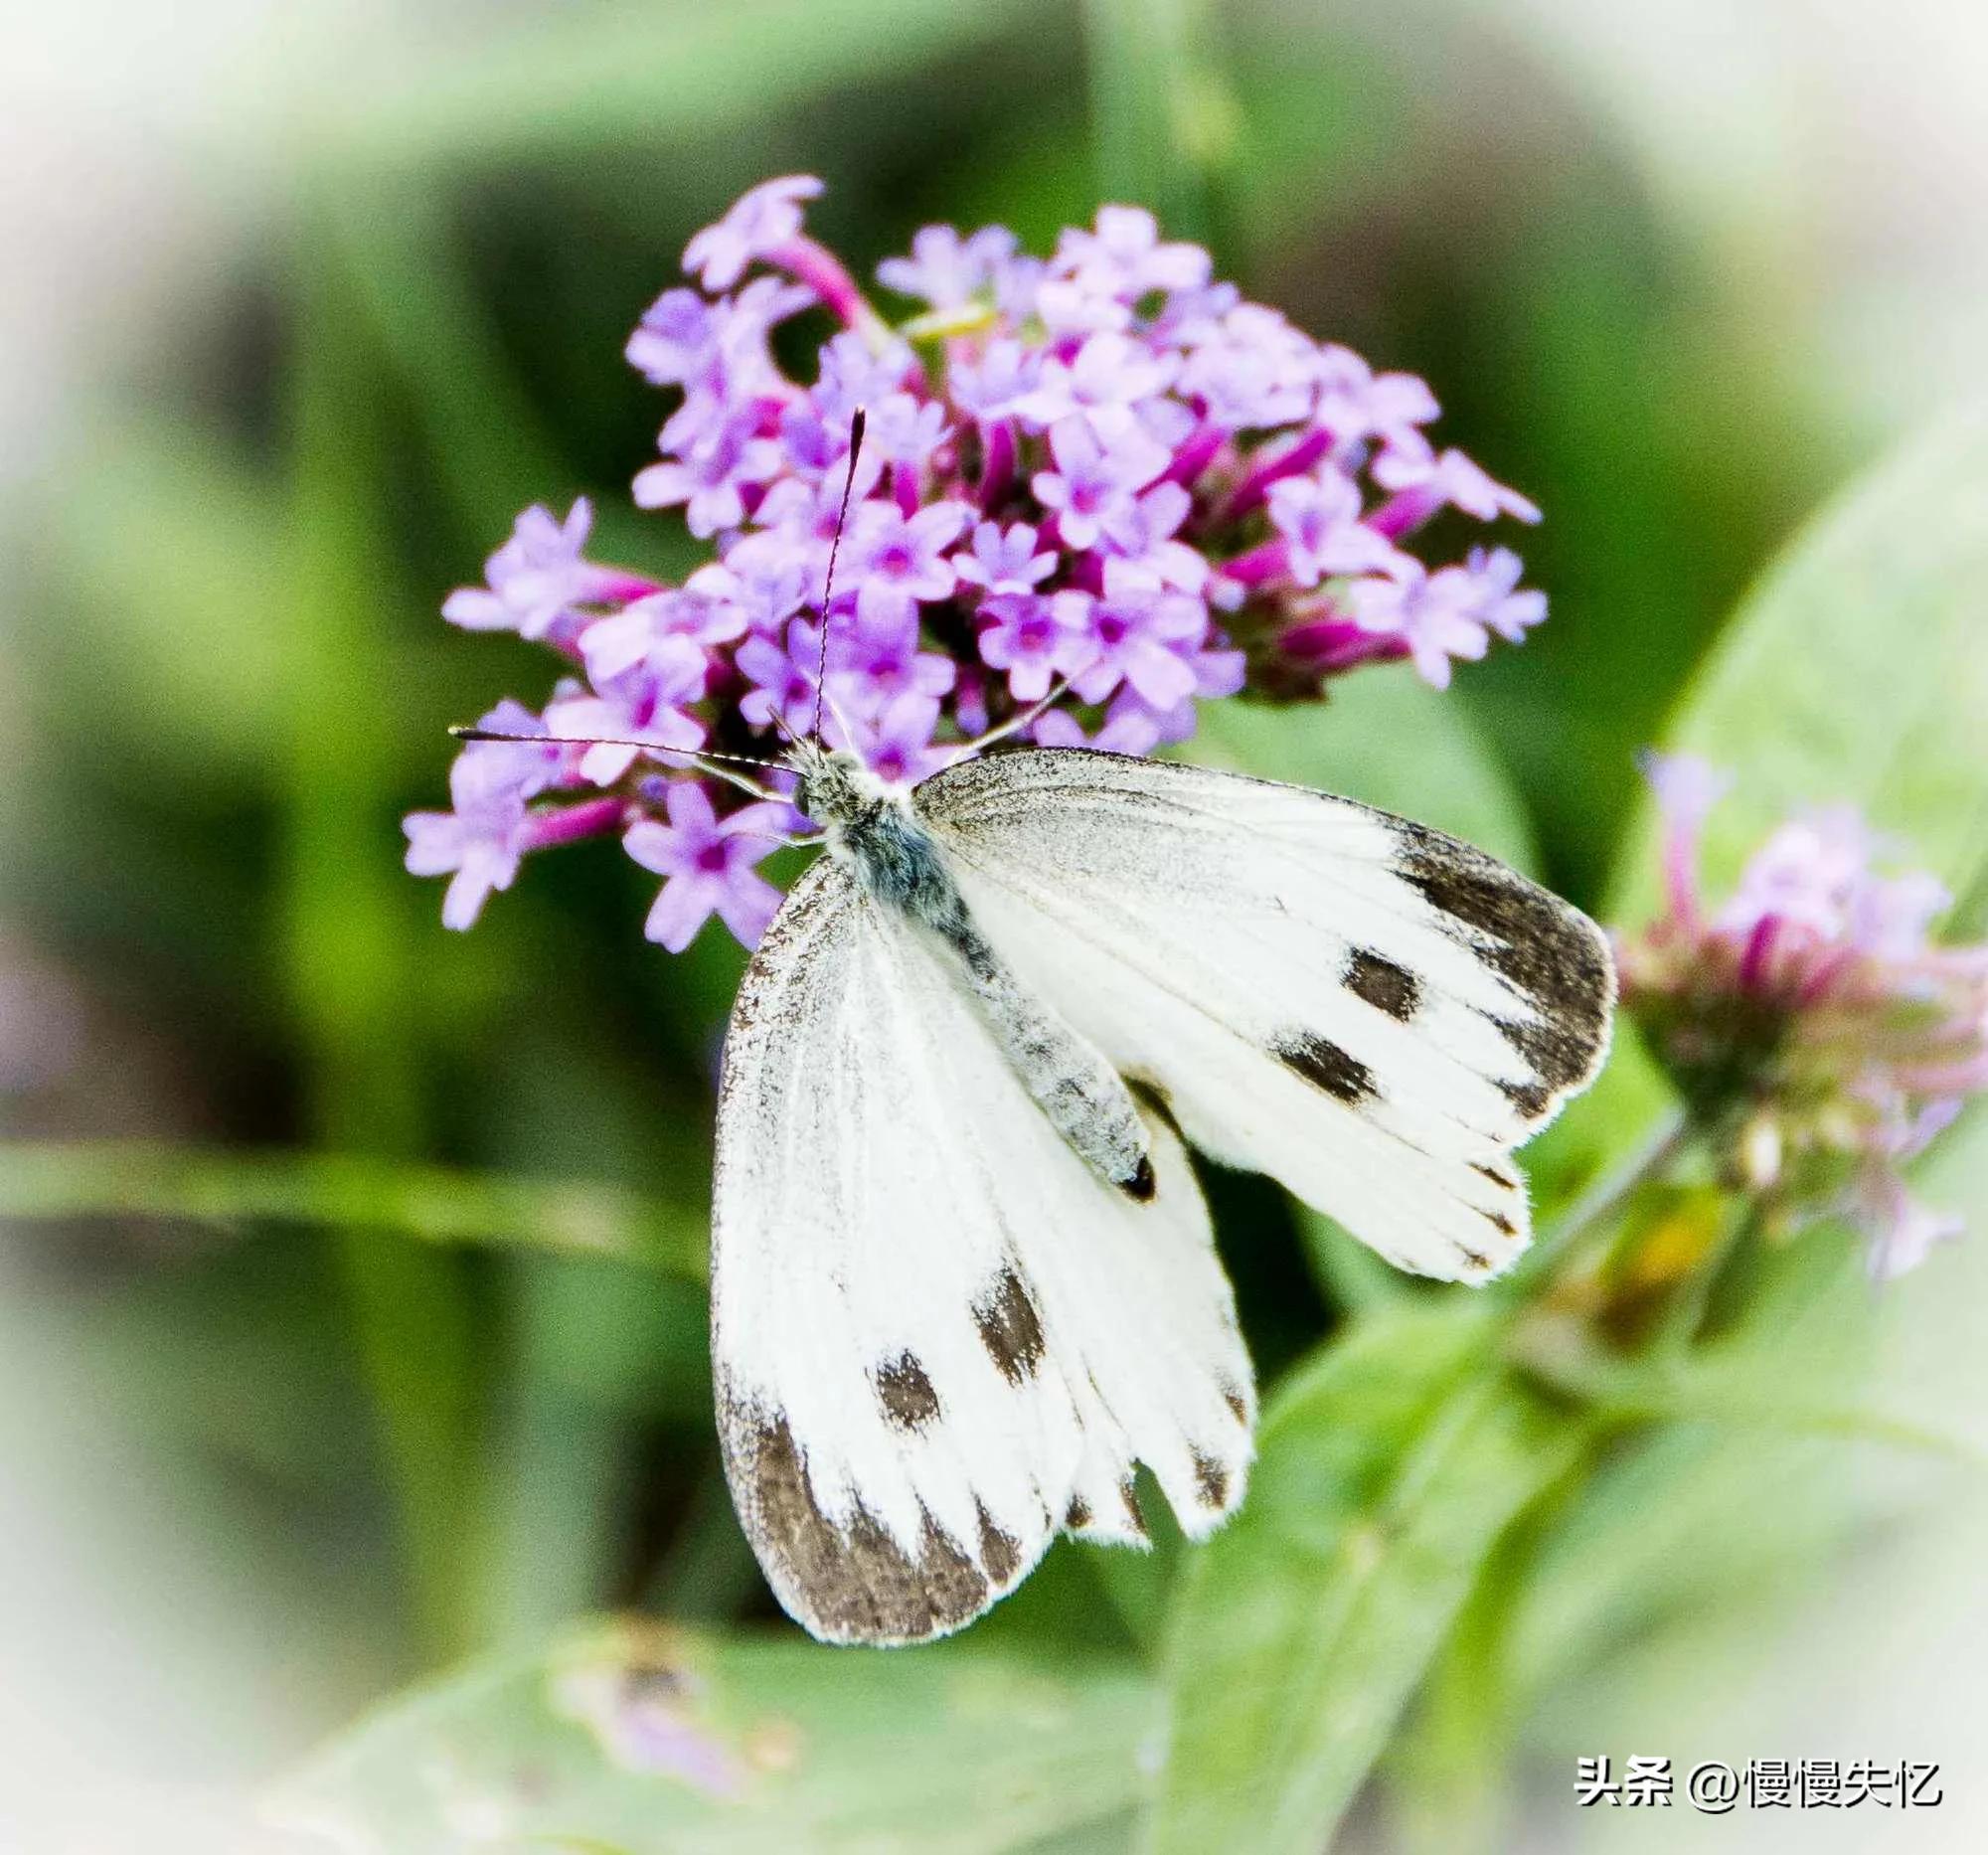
[1506,1107,1694,1289]
[282,229,482,1660]
[0,1140,703,1273]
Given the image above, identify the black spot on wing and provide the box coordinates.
[1064,1495,1092,1531]
[1120,1478,1149,1540]
[1123,1153,1157,1202]
[1222,1385,1250,1426]
[736,1411,989,1643]
[1394,825,1613,1114]
[1481,1208,1519,1240]
[1191,1450,1231,1511]
[1471,1161,1517,1190]
[974,1266,1046,1384]
[1273,1031,1377,1105]
[1344,948,1421,1022]
[875,1352,941,1431]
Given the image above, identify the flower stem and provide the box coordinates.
[769,236,893,350]
[524,796,628,852]
[979,420,1017,512]
[1217,425,1331,525]
[1370,485,1440,541]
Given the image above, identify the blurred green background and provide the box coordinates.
[4,1,1987,1850]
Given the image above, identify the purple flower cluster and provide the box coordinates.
[406,177,1547,953]
[1621,755,1988,1278]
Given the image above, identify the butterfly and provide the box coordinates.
[460,415,1615,1646]
[710,735,1612,1643]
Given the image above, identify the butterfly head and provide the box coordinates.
[787,738,896,833]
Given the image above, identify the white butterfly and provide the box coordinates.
[712,734,1614,1644]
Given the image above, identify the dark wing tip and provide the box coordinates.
[1394,825,1615,1117]
[731,1408,1002,1645]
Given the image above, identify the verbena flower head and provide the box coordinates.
[1619,754,1988,1277]
[407,178,1548,953]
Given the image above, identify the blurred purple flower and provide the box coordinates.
[442,500,647,639]
[1031,416,1169,550]
[1464,545,1547,643]
[1620,759,1988,1277]
[845,692,953,788]
[737,618,828,739]
[403,705,571,928]
[633,414,783,538]
[954,521,1056,596]
[625,783,792,951]
[977,590,1090,702]
[682,174,823,291]
[412,176,1551,954]
[1069,572,1209,710]
[1346,563,1492,690]
[1312,345,1439,449]
[1373,442,1542,533]
[950,340,1040,422]
[841,499,972,626]
[876,224,1018,308]
[1018,333,1180,433]
[1266,473,1399,589]
[828,608,958,718]
[1056,204,1211,297]
[1177,304,1316,429]
[684,552,808,638]
[1098,482,1209,593]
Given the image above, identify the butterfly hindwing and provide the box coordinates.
[712,856,1254,1644]
[914,749,1614,1281]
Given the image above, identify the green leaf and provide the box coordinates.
[271,1621,1152,1854]
[1293,1202,1418,1316]
[1507,1225,1875,1726]
[0,1141,706,1275]
[1616,399,1988,923]
[1144,1308,1583,1855]
[1079,0,1236,248]
[1188,665,1539,874]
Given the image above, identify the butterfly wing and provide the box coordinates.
[713,854,1254,1645]
[913,749,1614,1281]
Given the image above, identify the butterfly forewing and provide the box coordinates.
[913,750,1614,1282]
[712,855,1255,1645]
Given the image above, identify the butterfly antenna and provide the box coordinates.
[808,407,867,746]
[449,727,782,802]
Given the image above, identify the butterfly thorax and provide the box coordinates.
[791,744,961,933]
[787,740,1156,1201]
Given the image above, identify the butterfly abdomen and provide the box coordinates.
[840,799,1154,1203]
